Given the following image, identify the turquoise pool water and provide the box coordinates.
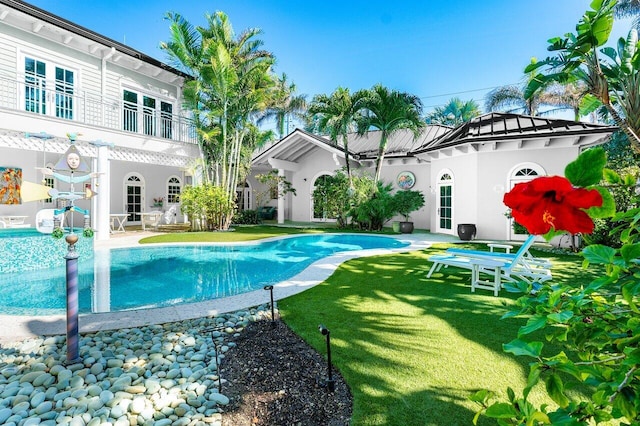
[0,228,93,273]
[0,234,408,315]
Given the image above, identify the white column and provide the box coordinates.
[95,144,111,240]
[277,168,285,224]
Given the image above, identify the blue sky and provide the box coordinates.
[27,0,635,116]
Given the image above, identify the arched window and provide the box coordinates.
[167,176,181,204]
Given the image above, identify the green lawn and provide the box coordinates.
[147,228,599,425]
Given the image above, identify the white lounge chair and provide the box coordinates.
[427,236,552,296]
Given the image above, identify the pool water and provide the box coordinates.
[0,228,93,273]
[0,234,408,315]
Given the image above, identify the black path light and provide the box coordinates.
[263,285,276,325]
[318,324,335,392]
[203,325,225,393]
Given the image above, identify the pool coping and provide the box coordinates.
[0,231,458,345]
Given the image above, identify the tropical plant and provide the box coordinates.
[392,189,425,222]
[161,11,276,229]
[472,148,640,425]
[485,59,587,119]
[351,181,397,231]
[615,0,640,30]
[307,87,366,183]
[424,97,481,126]
[258,72,307,139]
[355,84,425,184]
[311,169,375,228]
[525,0,640,152]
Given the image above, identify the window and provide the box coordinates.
[25,57,46,114]
[123,90,138,132]
[122,89,174,140]
[24,57,75,119]
[167,176,181,204]
[55,67,74,119]
[161,101,173,139]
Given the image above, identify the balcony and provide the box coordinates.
[0,74,198,145]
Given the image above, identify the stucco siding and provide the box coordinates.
[379,163,432,231]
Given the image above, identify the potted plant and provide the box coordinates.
[392,189,425,233]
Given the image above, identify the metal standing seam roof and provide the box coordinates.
[413,112,617,154]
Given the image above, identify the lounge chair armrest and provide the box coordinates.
[487,243,513,253]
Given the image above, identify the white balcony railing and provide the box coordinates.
[0,74,198,145]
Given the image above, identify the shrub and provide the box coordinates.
[180,184,236,231]
[392,189,425,221]
[232,209,261,225]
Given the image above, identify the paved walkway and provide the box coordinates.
[0,231,458,345]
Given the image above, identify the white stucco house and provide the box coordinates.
[249,113,616,241]
[0,0,199,239]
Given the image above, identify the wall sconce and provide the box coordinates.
[318,324,335,392]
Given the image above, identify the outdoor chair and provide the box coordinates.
[427,236,552,296]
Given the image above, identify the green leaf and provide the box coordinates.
[602,168,621,184]
[613,387,638,420]
[586,186,616,219]
[528,411,551,425]
[547,311,574,323]
[582,244,616,264]
[545,373,570,408]
[503,339,543,358]
[620,243,640,262]
[564,147,606,187]
[524,365,541,399]
[578,93,602,116]
[485,403,518,419]
[519,316,548,336]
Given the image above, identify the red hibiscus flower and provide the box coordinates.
[504,176,602,235]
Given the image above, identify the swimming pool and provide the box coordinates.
[0,234,408,315]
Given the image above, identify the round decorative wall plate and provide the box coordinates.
[397,171,416,189]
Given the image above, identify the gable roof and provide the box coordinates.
[252,125,450,167]
[412,112,616,154]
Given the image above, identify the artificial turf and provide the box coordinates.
[278,244,599,425]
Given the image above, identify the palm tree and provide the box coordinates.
[485,59,587,118]
[525,0,640,152]
[307,87,365,183]
[615,0,640,30]
[162,11,276,229]
[355,84,425,184]
[425,97,481,126]
[258,73,307,139]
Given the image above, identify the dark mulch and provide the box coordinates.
[219,319,353,425]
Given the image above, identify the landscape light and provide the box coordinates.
[263,285,276,325]
[318,324,335,392]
